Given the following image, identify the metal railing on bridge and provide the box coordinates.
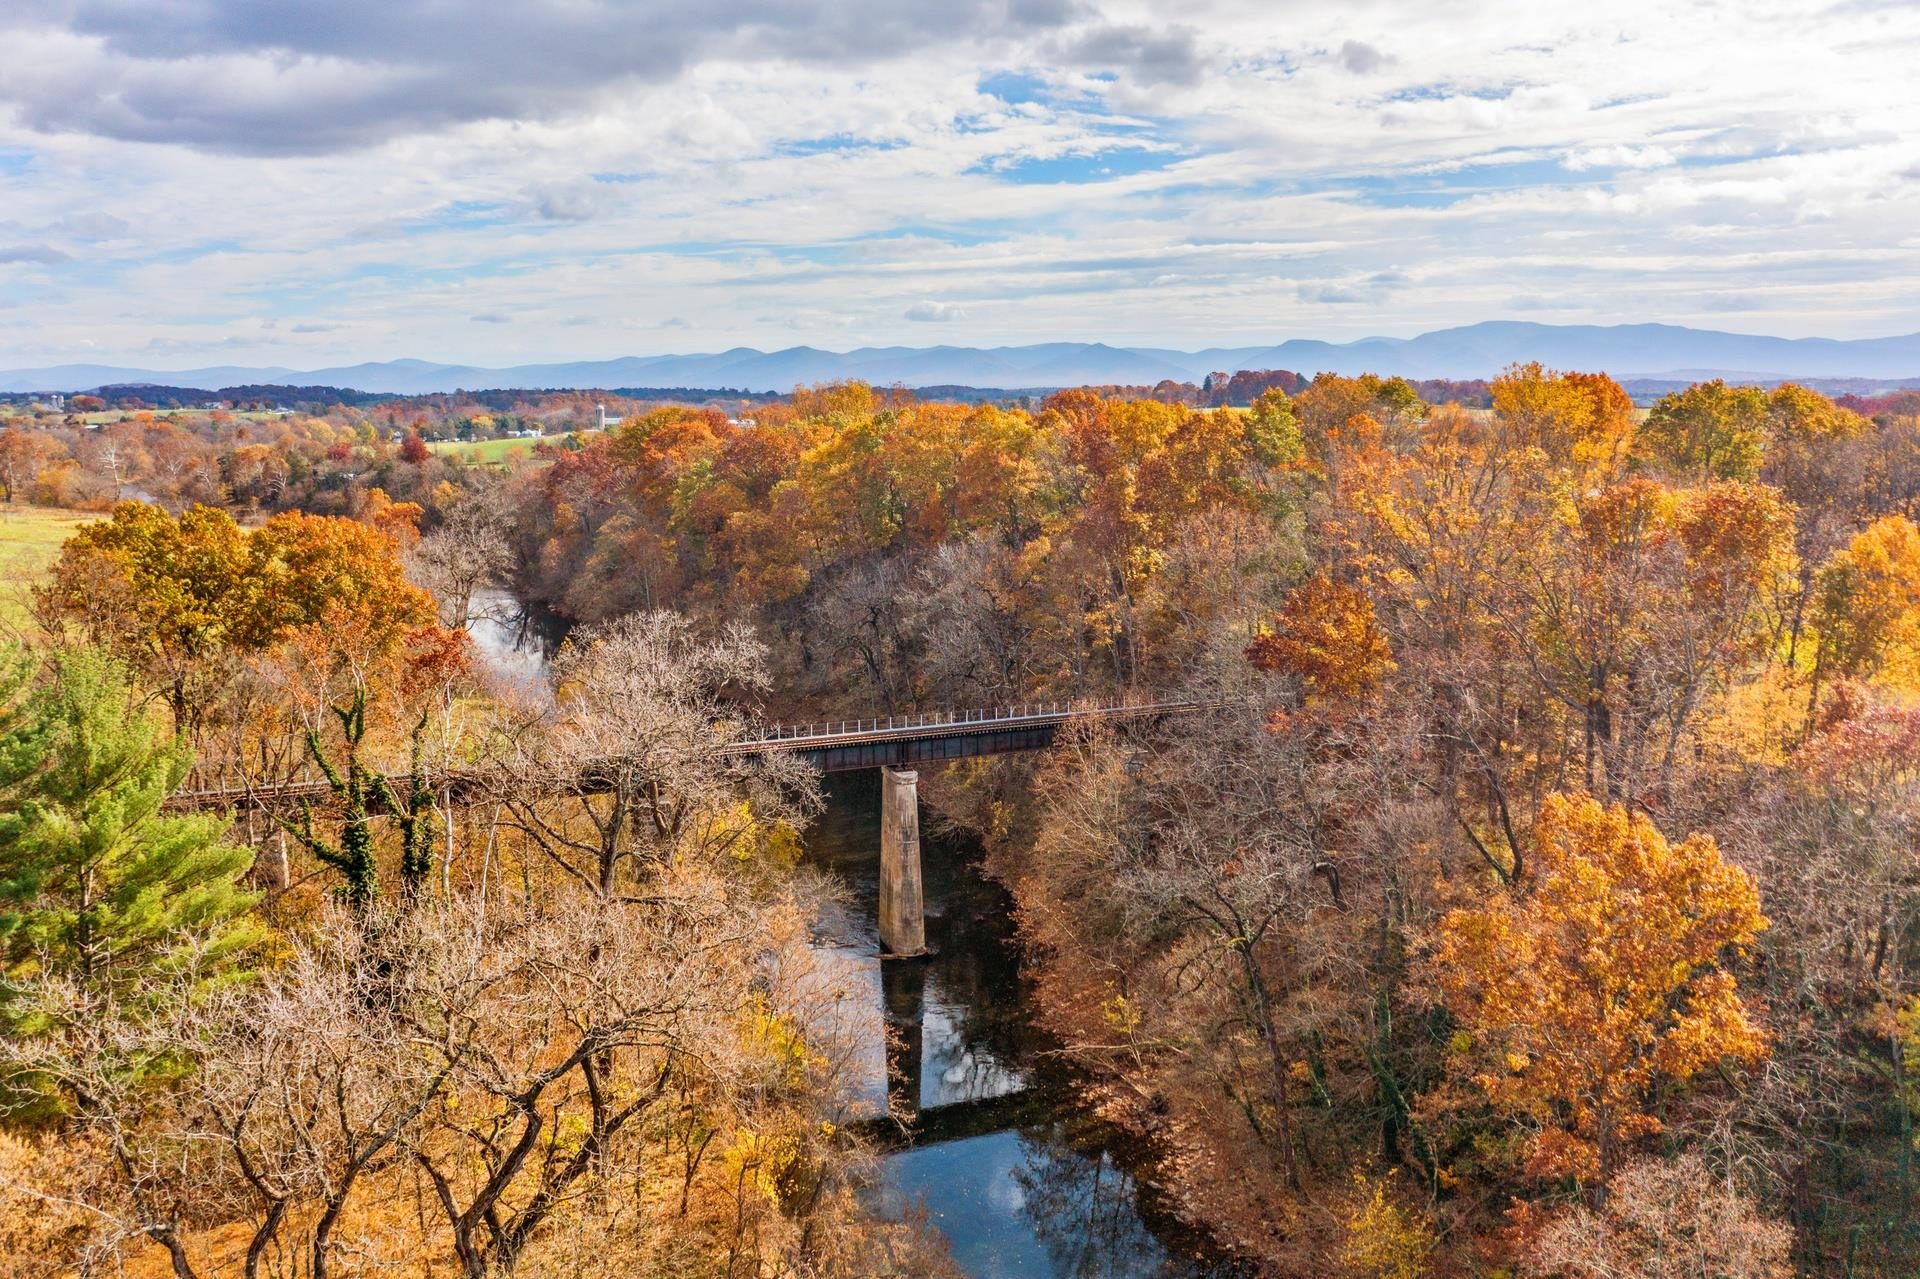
[731,697,1198,749]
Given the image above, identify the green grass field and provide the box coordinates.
[0,505,95,631]
[427,430,602,464]
[426,436,543,463]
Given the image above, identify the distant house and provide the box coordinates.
[597,403,623,429]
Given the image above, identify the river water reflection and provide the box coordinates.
[466,588,568,690]
[806,772,1239,1278]
[467,596,1235,1276]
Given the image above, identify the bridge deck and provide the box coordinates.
[167,699,1202,811]
[721,699,1199,773]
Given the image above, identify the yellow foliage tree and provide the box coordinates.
[1342,1171,1435,1279]
[1490,362,1635,471]
[1433,794,1768,1199]
[1637,380,1770,480]
[1811,514,1920,699]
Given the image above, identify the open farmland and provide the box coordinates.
[427,431,601,464]
[0,504,93,630]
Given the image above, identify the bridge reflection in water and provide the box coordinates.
[804,772,1246,1279]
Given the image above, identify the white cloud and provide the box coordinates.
[905,300,969,322]
[141,333,262,353]
[526,182,622,223]
[48,211,131,239]
[0,0,1097,155]
[1565,144,1678,171]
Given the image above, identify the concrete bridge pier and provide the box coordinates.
[878,766,927,957]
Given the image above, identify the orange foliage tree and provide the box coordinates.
[40,501,435,732]
[1489,362,1635,471]
[1433,794,1768,1201]
[1246,574,1394,701]
[1515,477,1795,802]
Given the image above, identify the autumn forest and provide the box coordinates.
[0,365,1918,1277]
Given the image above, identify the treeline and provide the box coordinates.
[91,383,402,409]
[364,388,772,438]
[508,377,1312,707]
[980,369,1489,409]
[1839,387,1920,418]
[0,408,483,514]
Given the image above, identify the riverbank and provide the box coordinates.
[923,758,1336,1275]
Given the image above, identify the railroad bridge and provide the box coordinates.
[172,700,1201,958]
[728,701,1198,956]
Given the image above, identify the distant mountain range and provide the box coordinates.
[7,322,1920,395]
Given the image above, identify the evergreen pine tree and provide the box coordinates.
[0,647,260,1014]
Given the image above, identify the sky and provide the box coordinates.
[0,0,1917,370]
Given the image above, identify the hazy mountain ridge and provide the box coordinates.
[7,322,1920,394]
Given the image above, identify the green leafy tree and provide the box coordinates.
[0,648,260,1015]
[1244,387,1304,468]
[1638,380,1769,480]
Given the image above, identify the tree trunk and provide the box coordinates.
[1236,943,1301,1193]
[244,1200,288,1279]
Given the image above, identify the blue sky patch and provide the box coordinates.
[977,71,1055,107]
[971,146,1182,185]
[774,135,911,157]
[398,201,514,235]
[1303,157,1597,209]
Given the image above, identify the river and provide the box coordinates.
[468,592,1240,1277]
